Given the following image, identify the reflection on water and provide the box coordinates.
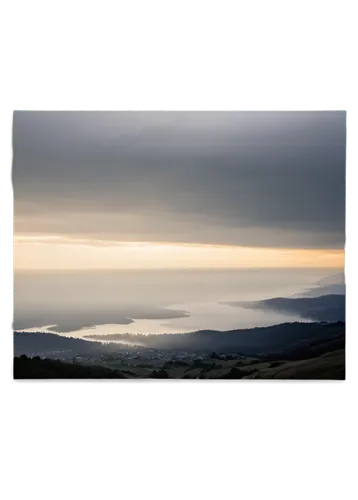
[14,268,340,337]
[19,306,310,338]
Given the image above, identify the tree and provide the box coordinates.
[149,369,169,379]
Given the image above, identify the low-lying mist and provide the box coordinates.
[14,268,343,337]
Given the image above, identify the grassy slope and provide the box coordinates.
[14,348,345,380]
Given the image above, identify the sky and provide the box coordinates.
[13,111,346,270]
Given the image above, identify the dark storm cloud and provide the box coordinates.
[13,111,346,248]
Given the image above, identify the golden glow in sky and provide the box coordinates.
[14,235,345,270]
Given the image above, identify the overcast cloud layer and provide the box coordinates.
[13,111,346,248]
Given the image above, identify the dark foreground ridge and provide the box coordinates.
[14,349,345,380]
[14,321,345,380]
[14,355,127,379]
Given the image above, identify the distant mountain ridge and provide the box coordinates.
[295,272,345,297]
[15,321,345,357]
[224,294,345,323]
